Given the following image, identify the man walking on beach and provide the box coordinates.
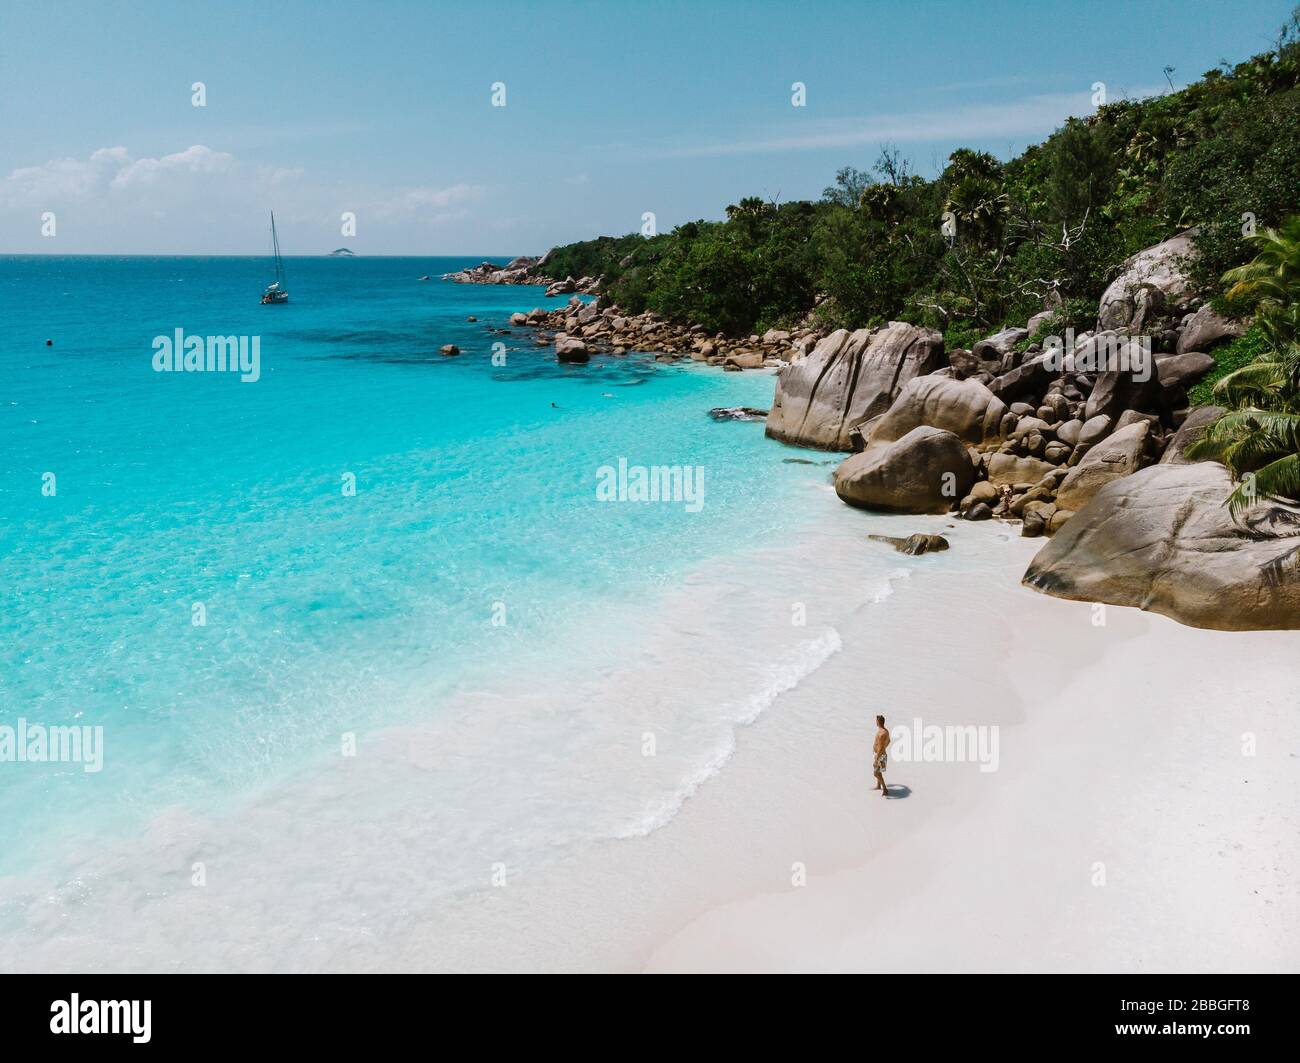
[873,715,890,798]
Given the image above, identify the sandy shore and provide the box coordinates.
[640,540,1300,972]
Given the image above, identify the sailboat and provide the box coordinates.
[260,211,289,304]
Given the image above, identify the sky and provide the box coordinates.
[0,0,1293,255]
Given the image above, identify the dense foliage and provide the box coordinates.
[537,11,1300,341]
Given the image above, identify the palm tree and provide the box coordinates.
[1186,406,1300,516]
[1188,214,1300,516]
[1221,215,1300,346]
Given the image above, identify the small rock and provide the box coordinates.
[868,533,951,555]
[709,406,770,421]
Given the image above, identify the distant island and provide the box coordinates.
[329,247,356,256]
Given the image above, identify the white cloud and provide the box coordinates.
[0,144,491,249]
[109,145,235,190]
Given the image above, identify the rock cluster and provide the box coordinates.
[512,297,816,369]
[439,252,601,298]
[542,275,600,298]
[441,257,542,286]
[811,269,1236,536]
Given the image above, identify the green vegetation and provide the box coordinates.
[1188,218,1300,513]
[537,9,1300,343]
[1188,325,1271,406]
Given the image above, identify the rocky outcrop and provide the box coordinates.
[442,259,542,286]
[867,375,1006,447]
[440,255,601,296]
[832,426,975,513]
[1096,231,1197,333]
[766,324,945,450]
[1054,421,1156,512]
[1023,462,1300,631]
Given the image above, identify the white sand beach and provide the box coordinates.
[642,542,1300,973]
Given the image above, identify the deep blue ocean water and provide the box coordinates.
[0,255,818,873]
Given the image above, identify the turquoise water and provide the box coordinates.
[0,256,815,874]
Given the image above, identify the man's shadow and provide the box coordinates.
[883,784,912,800]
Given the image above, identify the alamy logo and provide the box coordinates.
[1042,329,1152,382]
[152,328,261,382]
[0,718,103,773]
[595,459,705,511]
[889,717,1000,773]
[50,995,150,1042]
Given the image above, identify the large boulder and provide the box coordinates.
[867,375,1007,446]
[555,335,590,363]
[1155,352,1216,392]
[1023,462,1300,631]
[766,324,945,450]
[1054,421,1155,512]
[1177,304,1247,354]
[1097,230,1198,333]
[972,327,1028,362]
[1160,405,1225,465]
[832,426,974,513]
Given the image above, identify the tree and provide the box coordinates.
[822,167,873,208]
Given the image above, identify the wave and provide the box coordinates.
[618,627,843,838]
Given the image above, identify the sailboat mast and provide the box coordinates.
[270,211,284,285]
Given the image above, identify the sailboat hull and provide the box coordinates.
[260,290,289,304]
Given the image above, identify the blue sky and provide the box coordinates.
[0,0,1293,254]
